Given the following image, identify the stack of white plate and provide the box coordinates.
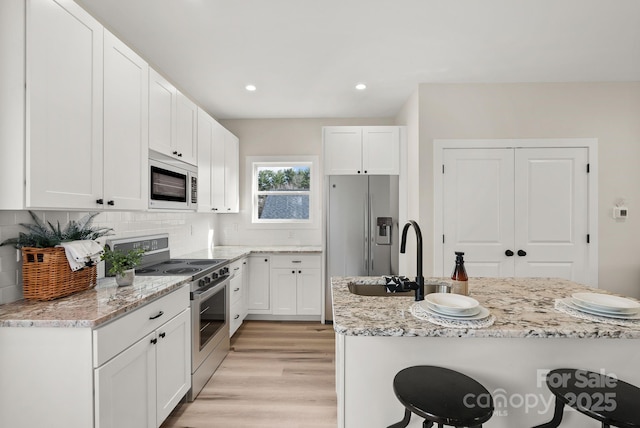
[419,293,490,320]
[563,292,640,320]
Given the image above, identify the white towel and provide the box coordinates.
[57,240,105,272]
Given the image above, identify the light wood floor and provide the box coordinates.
[161,321,337,428]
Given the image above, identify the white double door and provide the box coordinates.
[442,147,590,284]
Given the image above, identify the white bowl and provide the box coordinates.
[425,293,480,314]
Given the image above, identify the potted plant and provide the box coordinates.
[0,211,112,300]
[101,247,145,286]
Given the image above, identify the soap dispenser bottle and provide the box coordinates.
[451,252,468,295]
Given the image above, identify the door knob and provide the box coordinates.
[505,250,514,257]
[517,250,527,257]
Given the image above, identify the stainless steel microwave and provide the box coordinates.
[149,155,197,210]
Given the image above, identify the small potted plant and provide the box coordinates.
[101,247,145,286]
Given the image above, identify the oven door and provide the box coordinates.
[191,277,229,371]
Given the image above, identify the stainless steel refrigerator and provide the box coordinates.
[325,175,399,321]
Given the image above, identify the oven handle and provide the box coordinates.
[192,277,229,302]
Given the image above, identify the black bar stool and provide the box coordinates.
[388,365,494,428]
[533,368,640,428]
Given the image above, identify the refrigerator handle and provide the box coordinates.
[369,193,374,272]
[363,193,368,272]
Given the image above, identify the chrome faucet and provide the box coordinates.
[400,220,424,301]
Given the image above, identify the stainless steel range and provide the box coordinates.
[105,234,230,401]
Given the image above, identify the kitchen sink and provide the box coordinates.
[347,282,413,297]
[347,280,451,297]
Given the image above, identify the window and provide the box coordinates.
[252,161,313,223]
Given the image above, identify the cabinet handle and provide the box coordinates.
[107,200,115,206]
[150,338,158,345]
[159,332,166,339]
[357,170,361,174]
[172,151,178,155]
[517,250,527,257]
[234,287,240,292]
[212,208,218,211]
[234,267,240,271]
[149,310,164,320]
[364,170,368,174]
[178,153,183,157]
[292,260,302,264]
[298,270,302,274]
[292,270,295,274]
[96,199,104,205]
[264,259,268,262]
[505,250,514,257]
[234,314,240,320]
[227,208,231,211]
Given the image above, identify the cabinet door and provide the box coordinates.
[248,256,271,312]
[224,129,239,212]
[149,68,176,156]
[210,120,226,212]
[27,0,103,209]
[323,127,362,174]
[362,126,400,175]
[95,332,156,428]
[296,268,321,315]
[196,108,214,212]
[229,261,244,336]
[156,309,191,426]
[271,268,297,315]
[175,92,198,165]
[103,30,149,211]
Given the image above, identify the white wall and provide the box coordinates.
[0,211,216,304]
[416,82,640,298]
[394,89,420,276]
[216,117,394,246]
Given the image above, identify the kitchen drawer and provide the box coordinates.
[230,280,243,305]
[93,285,189,367]
[269,254,320,269]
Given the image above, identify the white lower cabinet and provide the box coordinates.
[269,255,321,317]
[0,285,190,428]
[94,291,190,428]
[248,255,271,313]
[229,258,247,337]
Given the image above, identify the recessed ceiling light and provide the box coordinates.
[355,83,367,90]
[245,84,257,91]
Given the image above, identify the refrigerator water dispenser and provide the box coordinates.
[376,217,393,245]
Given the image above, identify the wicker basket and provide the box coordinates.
[21,247,97,301]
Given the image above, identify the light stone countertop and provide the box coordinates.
[331,276,640,339]
[0,245,321,329]
[181,245,322,263]
[0,276,190,328]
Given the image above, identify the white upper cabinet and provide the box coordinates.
[210,121,239,213]
[26,0,104,209]
[103,30,149,211]
[175,93,198,165]
[197,109,240,213]
[323,126,400,175]
[149,69,197,166]
[196,108,214,211]
[149,69,177,157]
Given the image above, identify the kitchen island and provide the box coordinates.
[332,276,640,428]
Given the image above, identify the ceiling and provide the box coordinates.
[76,0,640,120]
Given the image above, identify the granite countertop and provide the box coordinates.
[0,275,190,328]
[332,276,640,339]
[0,245,321,329]
[181,245,322,263]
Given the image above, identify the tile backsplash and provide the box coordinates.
[0,210,217,304]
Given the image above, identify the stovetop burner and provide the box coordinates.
[164,267,201,275]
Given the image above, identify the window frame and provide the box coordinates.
[249,156,318,226]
